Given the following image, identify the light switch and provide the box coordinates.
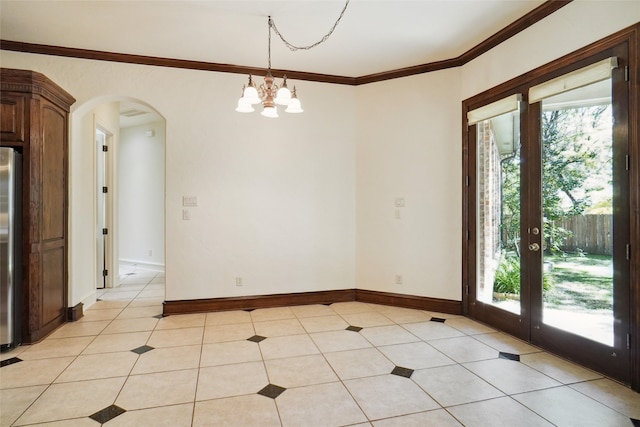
[183,196,198,207]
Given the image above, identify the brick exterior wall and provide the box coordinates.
[477,121,502,303]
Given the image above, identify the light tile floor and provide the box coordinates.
[1,268,640,426]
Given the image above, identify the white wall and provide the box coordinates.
[0,52,356,304]
[119,121,165,268]
[355,69,462,300]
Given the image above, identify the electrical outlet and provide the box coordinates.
[395,274,403,285]
[235,277,243,286]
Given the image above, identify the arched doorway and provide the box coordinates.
[69,96,166,309]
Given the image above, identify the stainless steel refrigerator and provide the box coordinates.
[1,147,22,350]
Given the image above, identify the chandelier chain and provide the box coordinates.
[268,16,272,69]
[269,0,350,52]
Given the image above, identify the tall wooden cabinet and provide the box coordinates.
[1,68,75,343]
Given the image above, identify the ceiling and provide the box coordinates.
[0,0,548,78]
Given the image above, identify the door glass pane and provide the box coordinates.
[476,110,521,314]
[541,78,613,346]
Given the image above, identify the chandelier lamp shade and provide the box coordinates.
[235,72,303,117]
[235,1,349,118]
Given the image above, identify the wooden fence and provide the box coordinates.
[556,214,612,255]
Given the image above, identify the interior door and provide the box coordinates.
[96,129,108,289]
[466,48,631,384]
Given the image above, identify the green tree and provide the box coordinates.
[499,104,611,255]
[540,105,611,253]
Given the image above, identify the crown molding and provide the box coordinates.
[0,40,357,85]
[356,0,572,84]
[0,0,572,86]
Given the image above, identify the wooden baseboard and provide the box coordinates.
[163,289,461,316]
[163,289,356,316]
[67,303,84,321]
[355,289,462,315]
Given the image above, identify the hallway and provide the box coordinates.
[1,269,639,426]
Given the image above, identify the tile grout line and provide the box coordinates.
[254,315,286,427]
[190,306,209,427]
[89,271,161,424]
[4,286,639,426]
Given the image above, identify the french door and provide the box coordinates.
[465,44,632,384]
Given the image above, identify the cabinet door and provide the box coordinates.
[39,101,67,330]
[1,94,26,143]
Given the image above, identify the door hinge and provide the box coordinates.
[626,244,631,260]
[624,65,629,82]
[103,269,108,277]
[627,333,631,350]
[102,145,108,152]
[466,230,470,241]
[102,186,108,193]
[465,284,469,295]
[102,228,108,235]
[466,176,470,186]
[626,155,630,171]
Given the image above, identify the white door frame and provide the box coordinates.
[94,117,118,288]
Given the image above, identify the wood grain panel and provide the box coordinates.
[41,247,65,327]
[41,104,65,241]
[0,94,25,142]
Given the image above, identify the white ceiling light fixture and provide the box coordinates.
[236,1,350,118]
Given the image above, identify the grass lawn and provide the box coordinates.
[543,253,613,311]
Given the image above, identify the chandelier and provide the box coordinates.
[235,18,302,118]
[235,1,350,118]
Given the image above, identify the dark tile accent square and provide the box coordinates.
[499,351,521,362]
[247,335,267,343]
[0,357,22,368]
[131,345,154,355]
[391,366,414,378]
[631,418,640,427]
[258,384,286,399]
[346,325,363,332]
[430,317,446,323]
[89,405,126,423]
[153,314,164,319]
[244,308,255,312]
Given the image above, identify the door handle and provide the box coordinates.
[528,243,540,251]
